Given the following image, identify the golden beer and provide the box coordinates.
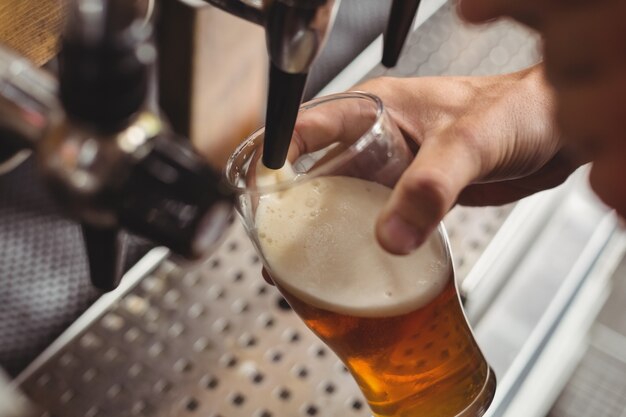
[278,278,493,417]
[255,175,495,417]
[227,92,495,417]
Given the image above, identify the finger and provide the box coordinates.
[458,0,546,28]
[287,92,382,162]
[556,70,626,154]
[458,0,604,26]
[458,0,515,23]
[375,130,481,254]
[543,1,626,89]
[458,151,580,206]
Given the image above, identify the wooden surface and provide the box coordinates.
[0,0,65,66]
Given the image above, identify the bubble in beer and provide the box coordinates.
[256,160,297,187]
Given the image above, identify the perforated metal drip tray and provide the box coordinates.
[15,202,512,417]
[17,239,370,417]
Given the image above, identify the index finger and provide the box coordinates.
[458,0,545,28]
[287,91,384,162]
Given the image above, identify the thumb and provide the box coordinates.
[458,0,507,23]
[376,131,481,254]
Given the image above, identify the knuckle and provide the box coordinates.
[445,124,486,171]
[447,123,482,150]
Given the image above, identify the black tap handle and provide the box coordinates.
[81,224,125,291]
[59,0,153,133]
[118,133,233,258]
[382,0,422,68]
[262,64,308,169]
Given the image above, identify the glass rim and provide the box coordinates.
[224,91,385,195]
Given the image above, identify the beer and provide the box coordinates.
[256,175,494,417]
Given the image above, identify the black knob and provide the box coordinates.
[382,0,422,68]
[118,133,234,258]
[262,64,308,169]
[81,224,125,291]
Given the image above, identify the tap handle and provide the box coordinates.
[118,132,234,258]
[81,224,125,291]
[59,0,154,133]
[382,0,422,68]
[260,0,339,169]
[261,64,307,169]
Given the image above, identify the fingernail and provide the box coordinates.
[381,215,423,254]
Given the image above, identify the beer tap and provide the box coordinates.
[35,0,233,290]
[202,0,340,169]
[0,0,424,291]
[383,0,423,68]
[202,0,423,169]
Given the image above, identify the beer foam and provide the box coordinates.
[255,160,297,188]
[256,176,451,318]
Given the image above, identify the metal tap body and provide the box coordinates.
[0,0,233,290]
[205,0,339,169]
[204,0,422,168]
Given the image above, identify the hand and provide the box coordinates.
[458,0,626,220]
[291,66,580,255]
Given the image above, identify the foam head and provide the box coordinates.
[255,176,451,318]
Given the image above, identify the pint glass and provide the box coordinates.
[226,92,496,417]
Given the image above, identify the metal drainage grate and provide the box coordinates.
[548,343,626,417]
[17,201,512,417]
[19,225,373,417]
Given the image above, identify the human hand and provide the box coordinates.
[458,0,626,220]
[290,66,580,255]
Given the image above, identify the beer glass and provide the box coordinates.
[225,92,496,417]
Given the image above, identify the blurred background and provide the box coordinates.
[1,1,625,416]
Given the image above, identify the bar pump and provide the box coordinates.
[203,0,423,169]
[2,0,232,291]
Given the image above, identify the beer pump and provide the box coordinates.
[2,0,234,291]
[0,0,422,291]
[202,0,423,168]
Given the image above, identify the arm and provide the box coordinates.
[459,0,626,226]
